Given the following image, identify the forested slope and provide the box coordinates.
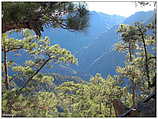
[2,2,156,117]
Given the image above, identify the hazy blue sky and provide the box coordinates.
[87,2,155,17]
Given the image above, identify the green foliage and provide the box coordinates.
[3,22,155,116]
[2,30,77,90]
[2,2,89,35]
[115,22,156,105]
[55,74,123,117]
[2,2,156,116]
[2,29,78,117]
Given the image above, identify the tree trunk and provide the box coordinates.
[142,36,150,86]
[17,58,51,94]
[131,80,136,106]
[128,42,132,61]
[109,106,112,117]
[112,99,129,116]
[3,46,9,89]
[99,102,102,114]
[137,25,150,87]
[128,42,136,106]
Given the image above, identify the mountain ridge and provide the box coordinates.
[9,10,154,82]
[75,10,154,77]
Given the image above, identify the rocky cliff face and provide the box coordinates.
[137,98,156,117]
[113,92,156,117]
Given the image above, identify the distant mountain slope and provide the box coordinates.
[40,11,126,79]
[123,11,154,24]
[88,11,125,35]
[9,10,154,82]
[73,10,154,77]
[42,11,125,53]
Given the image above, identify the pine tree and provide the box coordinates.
[115,21,156,106]
[2,29,78,117]
[2,2,89,35]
